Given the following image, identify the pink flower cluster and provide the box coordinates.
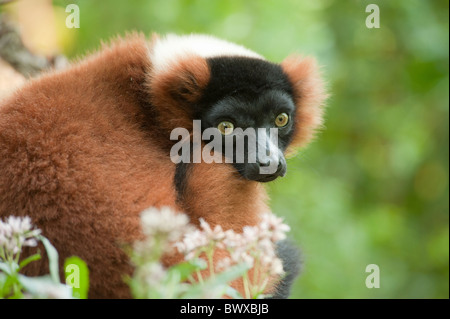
[131,207,292,298]
[175,213,291,277]
[0,216,41,257]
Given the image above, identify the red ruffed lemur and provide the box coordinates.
[0,33,326,298]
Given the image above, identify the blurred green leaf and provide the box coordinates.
[64,256,90,299]
[18,253,41,272]
[39,235,60,284]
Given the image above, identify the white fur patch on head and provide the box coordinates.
[150,34,265,74]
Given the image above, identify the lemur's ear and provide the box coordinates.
[281,55,328,154]
[147,52,210,131]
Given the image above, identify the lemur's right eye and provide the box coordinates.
[275,113,289,127]
[218,121,234,135]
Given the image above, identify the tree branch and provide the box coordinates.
[0,13,53,77]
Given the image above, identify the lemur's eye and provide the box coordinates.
[275,113,289,127]
[218,121,234,135]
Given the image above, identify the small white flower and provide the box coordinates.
[176,229,208,254]
[184,250,197,261]
[223,229,243,248]
[242,225,259,243]
[216,257,232,271]
[240,252,255,268]
[229,248,254,268]
[140,206,190,242]
[269,257,284,276]
[199,218,226,242]
[0,221,12,238]
[258,213,290,242]
[0,215,41,260]
[257,238,274,255]
[133,237,157,258]
[141,263,167,287]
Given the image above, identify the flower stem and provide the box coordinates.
[242,272,251,299]
[196,270,204,285]
[207,249,215,279]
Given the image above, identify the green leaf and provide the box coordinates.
[0,262,12,275]
[0,270,24,299]
[64,256,89,299]
[208,262,250,287]
[0,272,18,298]
[38,235,60,284]
[224,285,243,299]
[18,253,41,271]
[18,274,73,299]
[181,263,250,299]
[167,260,204,282]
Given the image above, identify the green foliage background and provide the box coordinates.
[52,0,448,298]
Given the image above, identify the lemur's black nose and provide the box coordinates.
[250,154,286,182]
[276,160,287,177]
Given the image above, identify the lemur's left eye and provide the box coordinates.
[218,121,234,135]
[275,113,289,127]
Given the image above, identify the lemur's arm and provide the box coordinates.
[270,240,302,299]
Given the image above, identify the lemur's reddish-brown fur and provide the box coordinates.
[281,55,327,153]
[0,33,326,298]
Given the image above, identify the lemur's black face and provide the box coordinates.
[197,57,296,182]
